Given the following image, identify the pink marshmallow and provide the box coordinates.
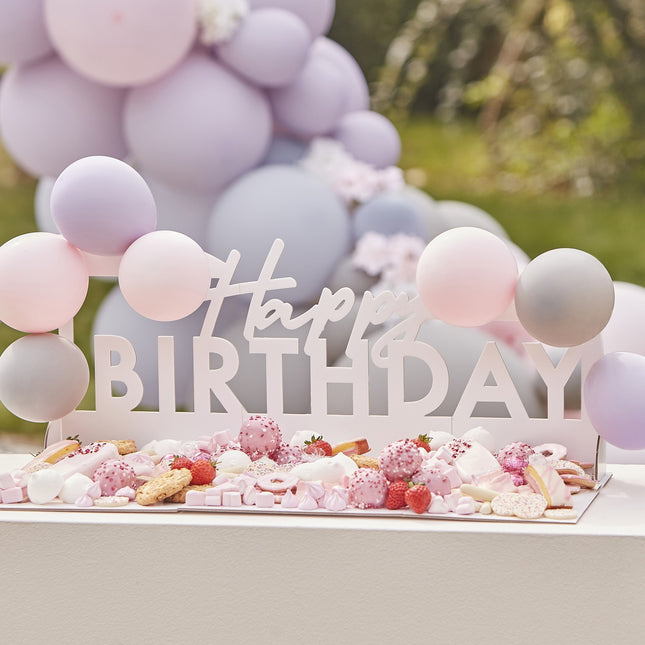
[0,472,15,490]
[242,486,257,506]
[1,486,25,504]
[185,490,207,506]
[205,491,222,506]
[443,491,463,512]
[222,491,242,507]
[255,491,275,508]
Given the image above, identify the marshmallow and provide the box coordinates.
[27,469,64,504]
[2,486,25,504]
[205,491,222,506]
[185,490,207,506]
[59,473,95,504]
[255,491,275,508]
[0,472,15,490]
[222,491,242,507]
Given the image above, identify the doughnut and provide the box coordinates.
[532,443,567,462]
[256,472,298,494]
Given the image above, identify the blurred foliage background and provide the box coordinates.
[2,0,645,437]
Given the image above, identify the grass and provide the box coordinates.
[1,116,645,437]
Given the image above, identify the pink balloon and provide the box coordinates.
[50,156,157,256]
[248,0,335,37]
[217,9,311,88]
[333,110,401,168]
[270,53,348,138]
[124,53,272,193]
[0,56,127,178]
[602,281,645,356]
[311,37,369,113]
[416,227,519,327]
[44,0,197,86]
[0,0,53,64]
[0,232,89,333]
[118,231,211,322]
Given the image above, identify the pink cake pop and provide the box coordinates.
[93,459,137,496]
[239,415,282,461]
[272,442,306,466]
[347,468,388,509]
[378,439,423,482]
[496,442,534,486]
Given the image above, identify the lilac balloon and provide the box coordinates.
[44,0,197,87]
[602,282,645,356]
[50,156,157,256]
[584,352,645,450]
[0,56,127,178]
[334,110,401,169]
[311,38,369,113]
[124,53,272,193]
[270,53,348,138]
[353,192,428,241]
[217,9,311,88]
[0,0,53,64]
[207,165,351,304]
[248,0,335,37]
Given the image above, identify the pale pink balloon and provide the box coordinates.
[0,232,89,333]
[44,0,197,86]
[0,0,53,64]
[118,231,211,322]
[602,281,645,356]
[0,56,127,178]
[416,227,519,327]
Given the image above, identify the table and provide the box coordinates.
[1,455,644,644]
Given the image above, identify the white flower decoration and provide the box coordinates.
[197,0,250,45]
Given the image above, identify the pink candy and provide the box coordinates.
[93,459,136,496]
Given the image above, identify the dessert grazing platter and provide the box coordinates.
[0,415,607,524]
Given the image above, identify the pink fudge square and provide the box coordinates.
[2,486,25,504]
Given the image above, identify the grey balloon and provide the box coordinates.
[515,248,615,347]
[0,333,89,422]
[397,186,448,242]
[328,320,545,419]
[326,257,378,295]
[261,136,308,165]
[207,165,351,305]
[353,191,428,241]
[437,200,508,239]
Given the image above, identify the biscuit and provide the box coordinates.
[135,468,192,506]
[105,439,138,455]
[165,483,213,504]
[351,455,379,469]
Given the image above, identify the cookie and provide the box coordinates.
[135,468,192,506]
[105,439,138,455]
[165,483,213,504]
[351,455,379,469]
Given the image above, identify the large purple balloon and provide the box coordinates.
[44,0,197,87]
[333,110,401,169]
[0,0,53,64]
[207,165,351,304]
[248,0,335,37]
[311,37,369,113]
[124,53,272,193]
[270,53,347,138]
[217,9,311,88]
[0,56,127,178]
[50,156,157,256]
[584,352,645,450]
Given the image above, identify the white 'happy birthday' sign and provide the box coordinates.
[51,240,604,473]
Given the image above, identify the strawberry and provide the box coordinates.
[412,434,431,452]
[304,435,332,457]
[385,480,410,510]
[190,460,216,485]
[171,456,194,471]
[404,484,432,514]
